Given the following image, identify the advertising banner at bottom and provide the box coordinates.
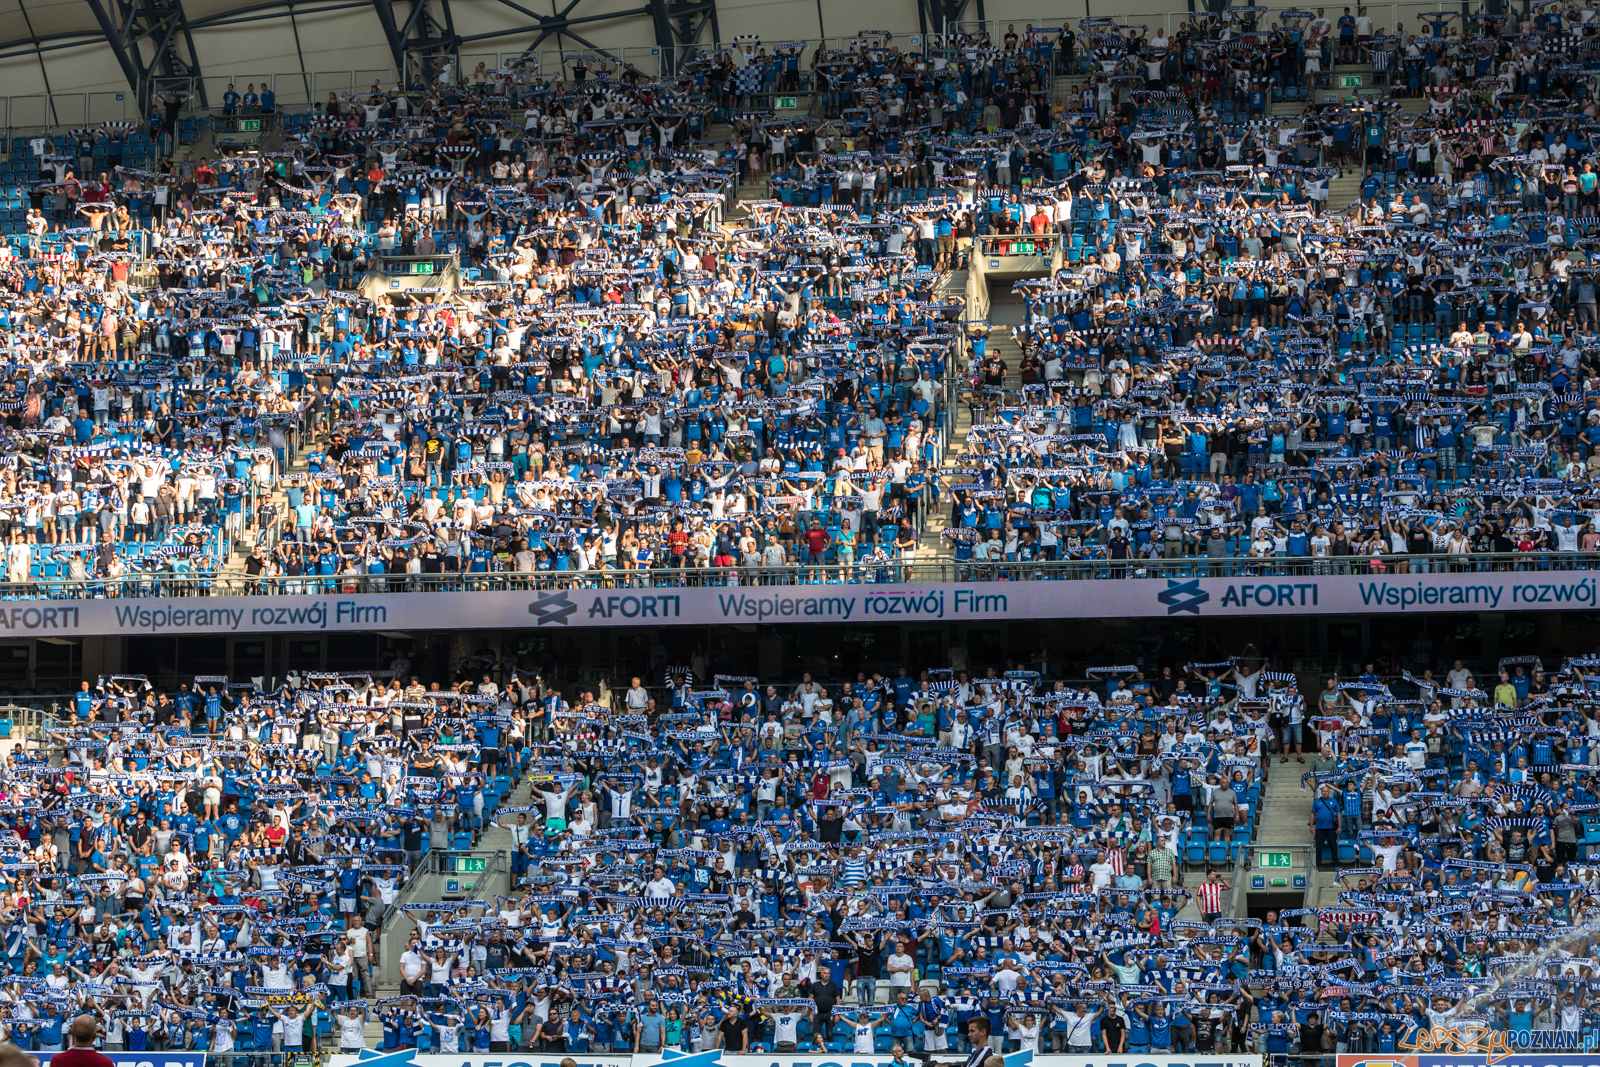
[328,1054,1262,1067]
[1340,1048,1600,1067]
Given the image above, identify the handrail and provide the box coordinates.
[977,232,1063,256]
[377,847,507,992]
[0,549,1592,598]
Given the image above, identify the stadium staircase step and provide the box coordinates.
[1251,766,1318,916]
[370,773,540,1000]
[913,267,971,554]
[920,313,1015,555]
[187,123,219,163]
[1326,168,1365,213]
[1050,71,1088,107]
[1252,763,1313,847]
[1311,866,1343,908]
[215,425,315,580]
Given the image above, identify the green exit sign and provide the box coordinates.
[775,96,798,110]
[454,856,487,873]
[238,118,262,131]
[1337,75,1363,88]
[1259,850,1293,868]
[410,261,436,275]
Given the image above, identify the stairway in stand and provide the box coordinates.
[919,308,1024,555]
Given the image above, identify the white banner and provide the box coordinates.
[2,568,1592,636]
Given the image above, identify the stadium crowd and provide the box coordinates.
[0,647,1597,1062]
[9,4,1600,592]
[0,665,519,1057]
[0,9,1597,1056]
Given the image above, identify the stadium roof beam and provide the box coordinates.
[914,0,984,39]
[372,0,409,73]
[369,0,461,87]
[382,0,717,73]
[188,0,371,28]
[432,0,635,58]
[84,0,144,96]
[648,0,719,74]
[84,0,209,111]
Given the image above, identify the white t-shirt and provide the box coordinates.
[399,949,426,982]
[1089,861,1115,888]
[888,952,915,986]
[772,1012,802,1044]
[1372,842,1405,872]
[278,1010,308,1048]
[542,783,573,818]
[261,960,292,989]
[1011,1020,1041,1053]
[337,1012,367,1049]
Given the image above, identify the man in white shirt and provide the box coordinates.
[6,538,31,585]
[266,1003,309,1053]
[1403,729,1429,769]
[1088,850,1116,889]
[346,919,372,998]
[1371,835,1406,872]
[1053,195,1073,232]
[644,865,677,898]
[398,942,428,996]
[887,947,916,988]
[531,777,574,830]
[762,1005,811,1051]
[334,1002,368,1053]
[1062,1003,1101,1051]
[488,998,514,1051]
[990,961,1023,994]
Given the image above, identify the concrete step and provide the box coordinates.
[372,774,539,998]
[214,439,312,580]
[1251,762,1314,849]
[934,268,968,298]
[1311,866,1343,909]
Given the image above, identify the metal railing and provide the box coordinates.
[0,549,1591,599]
[977,232,1063,258]
[378,848,507,992]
